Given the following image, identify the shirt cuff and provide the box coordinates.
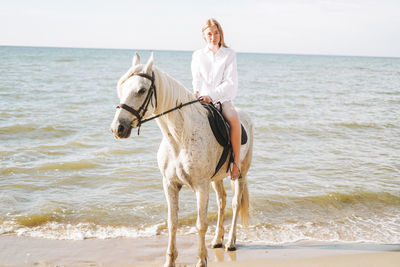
[208,91,218,102]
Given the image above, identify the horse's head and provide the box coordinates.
[110,53,156,138]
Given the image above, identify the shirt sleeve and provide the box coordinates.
[191,52,202,93]
[209,51,238,101]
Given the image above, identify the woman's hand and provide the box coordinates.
[199,95,212,103]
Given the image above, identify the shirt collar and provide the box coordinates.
[203,46,226,56]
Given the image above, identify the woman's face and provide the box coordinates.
[203,25,220,47]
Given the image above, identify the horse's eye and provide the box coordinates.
[138,88,146,95]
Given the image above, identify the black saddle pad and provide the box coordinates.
[201,102,248,177]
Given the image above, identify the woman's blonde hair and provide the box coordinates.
[201,18,228,48]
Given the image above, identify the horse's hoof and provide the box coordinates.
[211,243,223,248]
[225,244,236,251]
[226,246,236,251]
[164,257,176,267]
[195,258,207,267]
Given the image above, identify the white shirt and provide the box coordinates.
[191,46,238,103]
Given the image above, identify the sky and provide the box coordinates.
[1,0,399,57]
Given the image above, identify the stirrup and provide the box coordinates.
[230,161,242,180]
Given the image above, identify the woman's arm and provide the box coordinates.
[191,52,202,95]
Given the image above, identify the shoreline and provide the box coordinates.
[0,234,399,266]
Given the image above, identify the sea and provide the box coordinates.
[1,46,399,244]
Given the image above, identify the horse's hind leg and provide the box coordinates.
[225,177,244,251]
[211,180,226,248]
[163,179,180,267]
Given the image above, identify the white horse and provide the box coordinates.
[110,53,253,267]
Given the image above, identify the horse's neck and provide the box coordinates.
[153,68,206,143]
[154,69,192,111]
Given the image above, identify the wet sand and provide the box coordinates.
[0,234,399,266]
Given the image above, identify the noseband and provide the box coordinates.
[116,71,201,135]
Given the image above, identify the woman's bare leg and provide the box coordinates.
[222,101,241,180]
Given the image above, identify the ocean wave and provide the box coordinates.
[0,221,163,240]
[294,191,400,206]
[242,214,400,244]
[1,166,30,175]
[0,123,75,138]
[1,211,399,244]
[15,213,62,227]
[36,160,98,171]
[56,58,75,62]
[333,122,395,130]
[259,191,400,210]
[96,147,147,156]
[1,160,98,175]
[35,139,94,151]
[0,124,36,134]
[257,121,397,136]
[1,193,399,244]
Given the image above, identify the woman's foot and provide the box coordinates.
[230,161,242,180]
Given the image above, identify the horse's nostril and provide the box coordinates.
[118,124,125,135]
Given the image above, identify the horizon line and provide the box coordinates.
[1,44,399,60]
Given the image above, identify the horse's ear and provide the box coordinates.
[143,52,154,75]
[132,53,140,66]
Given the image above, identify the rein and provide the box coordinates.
[116,71,201,135]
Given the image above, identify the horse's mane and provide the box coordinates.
[153,66,207,140]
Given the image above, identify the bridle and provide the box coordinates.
[116,72,157,134]
[116,71,201,135]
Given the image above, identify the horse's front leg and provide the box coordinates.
[163,179,180,267]
[225,178,243,251]
[195,183,210,267]
[211,180,226,248]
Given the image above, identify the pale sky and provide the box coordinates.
[1,0,399,57]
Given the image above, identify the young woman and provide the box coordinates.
[191,18,242,180]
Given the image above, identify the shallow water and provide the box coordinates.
[1,46,399,243]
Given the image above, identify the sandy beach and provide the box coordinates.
[0,234,399,267]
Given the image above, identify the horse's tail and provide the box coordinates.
[240,178,250,227]
[239,113,253,227]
